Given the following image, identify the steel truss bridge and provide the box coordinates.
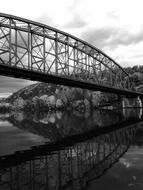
[0,13,142,97]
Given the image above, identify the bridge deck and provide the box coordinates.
[0,63,143,97]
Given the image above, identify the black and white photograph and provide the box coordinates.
[0,0,143,189]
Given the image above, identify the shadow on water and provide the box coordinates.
[0,116,142,190]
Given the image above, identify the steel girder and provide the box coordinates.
[0,13,134,92]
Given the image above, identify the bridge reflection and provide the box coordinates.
[0,122,139,190]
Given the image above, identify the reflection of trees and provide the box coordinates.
[0,125,137,190]
[6,109,140,142]
[0,113,11,121]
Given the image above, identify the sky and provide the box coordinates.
[0,0,143,97]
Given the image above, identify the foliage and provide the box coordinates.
[124,65,143,88]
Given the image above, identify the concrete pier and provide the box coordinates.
[122,96,142,108]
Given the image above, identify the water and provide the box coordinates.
[0,108,143,190]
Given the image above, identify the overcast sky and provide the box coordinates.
[0,0,143,97]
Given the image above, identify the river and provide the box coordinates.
[0,108,143,190]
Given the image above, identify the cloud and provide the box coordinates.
[80,26,143,68]
[64,14,87,29]
[68,0,82,10]
[107,11,119,20]
[82,27,117,50]
[109,30,143,47]
[36,13,56,27]
[64,0,87,29]
[82,26,143,51]
[0,76,35,94]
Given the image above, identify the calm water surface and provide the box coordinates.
[0,108,143,190]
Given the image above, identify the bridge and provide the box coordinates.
[0,13,142,97]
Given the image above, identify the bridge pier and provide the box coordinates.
[122,96,142,108]
[122,96,142,118]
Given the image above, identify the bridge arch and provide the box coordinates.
[0,13,141,97]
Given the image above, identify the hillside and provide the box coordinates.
[6,82,118,110]
[6,83,92,110]
[7,82,57,103]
